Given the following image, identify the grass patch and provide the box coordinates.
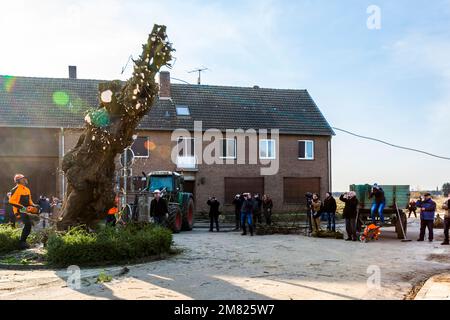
[96,271,113,283]
[46,223,173,267]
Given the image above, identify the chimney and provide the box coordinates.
[68,65,77,79]
[159,71,171,99]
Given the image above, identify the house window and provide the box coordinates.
[177,137,195,157]
[259,139,276,160]
[298,140,314,160]
[177,137,197,170]
[176,105,190,116]
[220,138,237,159]
[131,136,150,158]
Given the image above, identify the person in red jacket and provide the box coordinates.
[106,196,119,227]
[9,174,39,249]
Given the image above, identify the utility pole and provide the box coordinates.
[188,67,208,85]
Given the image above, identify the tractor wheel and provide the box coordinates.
[168,204,183,233]
[395,210,408,239]
[182,198,195,231]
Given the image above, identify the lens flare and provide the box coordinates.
[53,91,70,106]
[145,140,156,151]
[88,108,110,127]
[3,75,17,93]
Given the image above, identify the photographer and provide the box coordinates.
[442,195,450,245]
[305,192,314,234]
[311,194,322,233]
[340,191,359,241]
[232,194,243,231]
[323,192,337,232]
[207,196,221,232]
[241,193,254,236]
[407,199,418,218]
[262,194,273,226]
[253,194,263,224]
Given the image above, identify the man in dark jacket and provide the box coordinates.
[262,194,273,226]
[252,194,263,224]
[407,200,418,218]
[340,191,359,241]
[38,196,51,228]
[416,193,436,242]
[207,197,220,232]
[369,183,386,224]
[323,192,337,232]
[232,194,243,231]
[150,190,169,226]
[442,196,450,245]
[241,193,254,236]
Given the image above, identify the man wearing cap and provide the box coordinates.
[8,174,38,249]
[150,190,169,226]
[416,193,436,242]
[369,183,386,225]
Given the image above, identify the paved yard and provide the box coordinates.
[0,219,449,300]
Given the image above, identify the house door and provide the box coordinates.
[224,177,264,204]
[184,180,195,196]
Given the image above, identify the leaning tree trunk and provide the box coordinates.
[57,24,174,230]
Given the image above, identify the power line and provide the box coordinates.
[332,127,450,161]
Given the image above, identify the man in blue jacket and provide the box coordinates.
[416,193,436,242]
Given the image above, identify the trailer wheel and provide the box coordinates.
[395,210,408,239]
[168,204,182,233]
[182,198,195,231]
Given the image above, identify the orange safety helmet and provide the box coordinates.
[14,174,25,183]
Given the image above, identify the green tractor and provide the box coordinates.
[134,171,195,233]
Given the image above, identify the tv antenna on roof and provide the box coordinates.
[188,67,209,85]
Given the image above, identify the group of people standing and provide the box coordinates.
[207,193,273,236]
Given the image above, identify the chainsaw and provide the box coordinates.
[19,205,41,224]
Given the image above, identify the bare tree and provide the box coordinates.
[57,24,174,230]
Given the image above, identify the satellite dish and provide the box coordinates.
[120,148,135,168]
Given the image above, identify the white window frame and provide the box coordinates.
[298,140,314,160]
[177,137,195,157]
[259,139,276,160]
[176,105,190,116]
[131,136,150,158]
[220,138,237,160]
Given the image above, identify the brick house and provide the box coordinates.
[0,70,334,214]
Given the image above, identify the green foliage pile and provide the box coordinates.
[46,224,173,267]
[312,230,344,239]
[0,225,22,254]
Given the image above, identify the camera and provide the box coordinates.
[305,192,313,208]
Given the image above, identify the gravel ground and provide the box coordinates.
[0,218,449,300]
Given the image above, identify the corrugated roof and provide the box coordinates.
[0,75,334,135]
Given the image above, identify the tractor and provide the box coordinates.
[125,171,195,233]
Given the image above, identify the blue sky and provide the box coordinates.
[1,0,449,191]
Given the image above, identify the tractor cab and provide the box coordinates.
[133,171,194,233]
[146,172,184,199]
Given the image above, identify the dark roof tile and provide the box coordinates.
[0,75,334,135]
